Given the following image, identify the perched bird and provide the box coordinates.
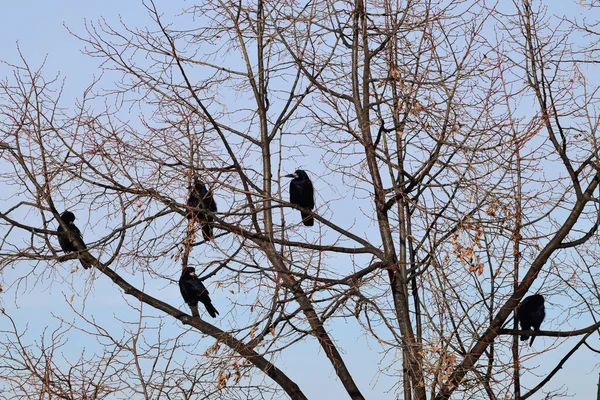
[57,211,91,270]
[284,169,315,226]
[186,178,218,241]
[179,267,219,318]
[517,294,545,346]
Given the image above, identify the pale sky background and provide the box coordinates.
[1,1,600,399]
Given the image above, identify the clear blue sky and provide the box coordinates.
[1,1,598,399]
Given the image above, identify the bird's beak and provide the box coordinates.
[284,173,296,178]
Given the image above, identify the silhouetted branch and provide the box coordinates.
[498,320,600,338]
[522,330,594,399]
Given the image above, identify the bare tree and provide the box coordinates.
[2,0,600,399]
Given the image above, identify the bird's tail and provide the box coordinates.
[80,259,92,270]
[301,211,314,226]
[529,331,538,346]
[190,305,200,318]
[202,223,214,241]
[205,302,219,318]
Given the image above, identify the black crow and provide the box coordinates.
[57,211,91,270]
[187,178,217,241]
[284,169,315,226]
[179,267,219,318]
[517,294,545,346]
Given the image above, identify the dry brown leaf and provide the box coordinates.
[249,326,258,339]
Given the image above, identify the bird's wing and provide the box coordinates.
[68,223,82,239]
[305,180,315,208]
[207,195,217,212]
[199,185,209,198]
[519,297,531,310]
[178,279,187,295]
[201,189,217,212]
[189,277,209,297]
[294,180,314,209]
[179,278,197,302]
[187,192,199,208]
[290,181,305,205]
[57,225,73,252]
